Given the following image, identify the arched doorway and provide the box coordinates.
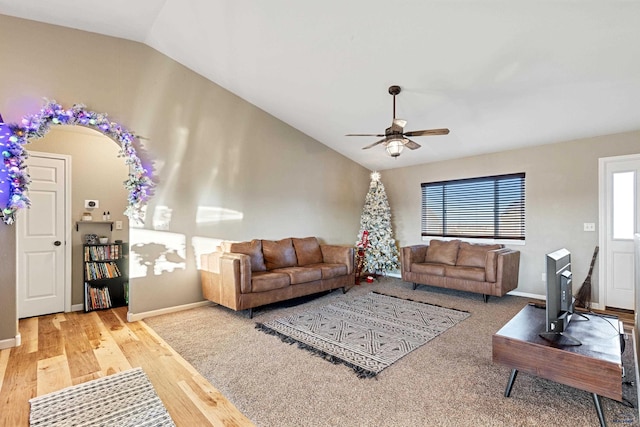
[1,100,153,225]
[19,126,130,316]
[1,100,154,317]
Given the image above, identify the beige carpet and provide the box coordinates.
[145,277,638,427]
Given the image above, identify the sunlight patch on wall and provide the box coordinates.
[152,205,173,230]
[196,206,243,224]
[192,236,224,269]
[129,228,186,279]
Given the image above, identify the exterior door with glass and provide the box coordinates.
[600,154,640,310]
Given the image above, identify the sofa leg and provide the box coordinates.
[342,287,346,294]
[483,294,490,303]
[412,283,419,290]
[247,308,254,319]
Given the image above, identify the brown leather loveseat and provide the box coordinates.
[201,237,354,317]
[400,239,520,302]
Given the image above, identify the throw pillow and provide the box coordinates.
[425,239,460,265]
[456,242,502,268]
[262,238,298,270]
[229,239,267,272]
[292,237,323,266]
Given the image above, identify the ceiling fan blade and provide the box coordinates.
[346,133,385,137]
[404,138,421,150]
[362,138,387,149]
[393,118,407,128]
[404,128,450,137]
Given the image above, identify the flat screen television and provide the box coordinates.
[540,248,583,346]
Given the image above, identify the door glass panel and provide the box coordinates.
[613,171,635,239]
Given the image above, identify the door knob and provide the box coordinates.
[54,241,62,246]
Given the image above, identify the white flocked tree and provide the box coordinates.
[356,171,400,275]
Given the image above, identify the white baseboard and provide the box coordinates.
[0,333,21,350]
[387,275,607,310]
[127,301,212,322]
[507,290,545,300]
[71,304,84,312]
[505,290,603,310]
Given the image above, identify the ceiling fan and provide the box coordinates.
[346,85,449,157]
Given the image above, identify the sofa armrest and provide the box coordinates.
[484,249,502,282]
[400,245,428,273]
[320,245,355,274]
[493,249,520,295]
[200,251,252,310]
[220,252,252,294]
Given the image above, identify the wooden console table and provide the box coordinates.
[492,304,623,427]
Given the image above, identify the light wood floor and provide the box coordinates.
[0,307,255,427]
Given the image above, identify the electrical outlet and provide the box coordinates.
[84,199,99,209]
[583,222,595,232]
[541,272,545,282]
[115,220,123,230]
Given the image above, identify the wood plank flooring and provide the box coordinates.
[0,307,255,427]
[2,304,633,426]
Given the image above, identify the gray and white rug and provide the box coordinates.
[256,291,470,377]
[29,367,175,427]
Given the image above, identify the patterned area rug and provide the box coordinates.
[29,367,175,427]
[256,292,470,377]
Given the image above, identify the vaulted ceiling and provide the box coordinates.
[2,1,639,171]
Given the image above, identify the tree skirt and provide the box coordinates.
[256,292,470,378]
[29,367,175,427]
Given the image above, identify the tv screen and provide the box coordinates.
[541,248,581,346]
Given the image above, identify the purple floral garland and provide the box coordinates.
[0,100,154,225]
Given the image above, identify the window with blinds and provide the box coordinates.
[421,173,525,240]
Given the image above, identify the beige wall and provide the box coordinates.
[383,131,640,301]
[0,15,369,343]
[0,226,17,344]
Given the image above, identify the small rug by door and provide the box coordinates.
[256,292,470,378]
[29,367,175,427]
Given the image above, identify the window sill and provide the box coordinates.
[421,236,526,246]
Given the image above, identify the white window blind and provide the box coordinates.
[421,173,526,240]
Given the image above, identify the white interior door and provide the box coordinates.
[17,152,71,318]
[599,154,640,310]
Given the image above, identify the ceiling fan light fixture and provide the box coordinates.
[347,84,449,157]
[386,138,404,158]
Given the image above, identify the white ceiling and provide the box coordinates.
[2,1,639,171]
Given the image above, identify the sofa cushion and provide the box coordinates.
[229,239,267,272]
[412,263,446,276]
[273,266,322,284]
[250,271,290,292]
[306,263,348,279]
[445,265,486,282]
[292,237,324,266]
[263,238,298,270]
[425,240,461,266]
[456,242,502,268]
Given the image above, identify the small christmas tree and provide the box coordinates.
[356,171,400,275]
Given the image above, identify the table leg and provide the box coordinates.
[592,393,606,427]
[504,369,518,397]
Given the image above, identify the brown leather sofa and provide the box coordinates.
[201,237,354,317]
[400,239,520,302]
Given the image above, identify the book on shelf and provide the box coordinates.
[85,283,112,310]
[84,244,121,261]
[85,261,122,281]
